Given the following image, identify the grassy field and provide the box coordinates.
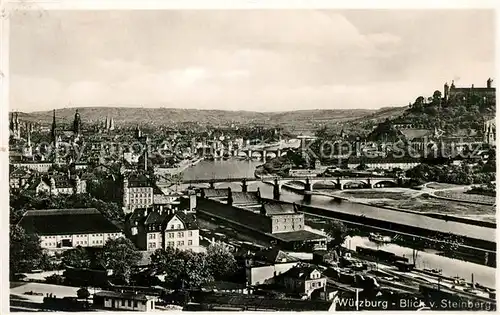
[341,190,410,200]
[435,190,496,205]
[425,183,460,189]
[372,196,496,223]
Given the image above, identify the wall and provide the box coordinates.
[271,214,305,233]
[164,229,200,252]
[197,198,271,233]
[146,231,163,251]
[40,232,123,249]
[125,187,154,212]
[246,262,299,285]
[103,297,152,311]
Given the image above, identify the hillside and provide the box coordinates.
[14,107,378,129]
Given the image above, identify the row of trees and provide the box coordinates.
[406,162,495,186]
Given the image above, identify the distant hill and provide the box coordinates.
[13,107,383,129]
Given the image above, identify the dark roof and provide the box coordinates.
[203,188,229,198]
[280,264,324,280]
[253,247,298,264]
[94,290,150,301]
[271,230,327,242]
[261,202,296,215]
[18,208,122,235]
[189,292,333,311]
[175,212,199,230]
[143,210,199,230]
[231,192,260,205]
[128,208,148,226]
[127,173,152,187]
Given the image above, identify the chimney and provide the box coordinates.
[227,187,233,206]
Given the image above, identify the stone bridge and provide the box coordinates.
[184,176,401,200]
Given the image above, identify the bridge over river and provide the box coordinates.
[181,176,495,250]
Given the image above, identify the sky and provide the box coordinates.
[10,9,495,112]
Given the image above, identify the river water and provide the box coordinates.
[180,158,496,288]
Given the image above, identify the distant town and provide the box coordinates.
[9,78,496,311]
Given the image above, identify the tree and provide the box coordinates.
[10,225,44,277]
[96,237,142,284]
[151,248,213,289]
[77,287,90,300]
[62,246,91,269]
[206,243,237,280]
[325,220,351,249]
[151,247,186,287]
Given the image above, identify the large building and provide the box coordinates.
[484,117,496,146]
[17,208,123,250]
[126,207,200,252]
[122,174,154,213]
[444,78,495,102]
[28,174,87,196]
[197,188,327,250]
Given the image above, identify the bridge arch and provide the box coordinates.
[311,180,338,191]
[341,179,370,190]
[371,179,398,188]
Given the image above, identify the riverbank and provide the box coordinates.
[315,187,496,224]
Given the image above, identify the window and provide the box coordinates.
[168,241,174,247]
[188,231,192,237]
[188,240,192,245]
[134,301,138,308]
[177,241,184,246]
[178,232,184,238]
[170,225,175,230]
[177,224,181,229]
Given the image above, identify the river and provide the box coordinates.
[179,158,496,288]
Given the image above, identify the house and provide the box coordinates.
[275,264,327,298]
[126,208,200,252]
[122,173,154,213]
[93,291,155,312]
[27,175,87,196]
[17,208,123,250]
[9,166,32,190]
[12,162,53,173]
[245,247,300,286]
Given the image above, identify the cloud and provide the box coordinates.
[9,10,495,112]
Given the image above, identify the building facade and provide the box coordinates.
[123,174,154,213]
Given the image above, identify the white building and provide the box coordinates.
[94,291,155,312]
[17,208,123,250]
[128,208,200,252]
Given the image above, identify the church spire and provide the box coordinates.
[73,108,81,136]
[51,109,57,144]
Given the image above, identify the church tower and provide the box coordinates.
[135,125,142,139]
[73,109,82,137]
[51,109,57,144]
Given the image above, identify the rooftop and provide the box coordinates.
[261,202,296,215]
[94,290,150,301]
[272,230,327,242]
[18,208,122,235]
[188,292,334,311]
